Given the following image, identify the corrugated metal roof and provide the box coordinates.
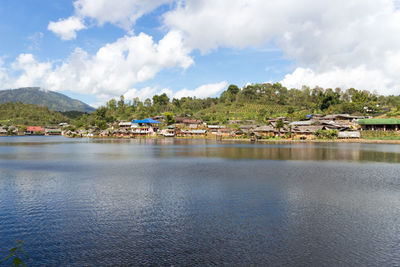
[132,118,161,124]
[289,120,314,126]
[254,126,275,132]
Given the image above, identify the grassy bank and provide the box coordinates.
[360,130,400,140]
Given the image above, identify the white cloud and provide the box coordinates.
[74,0,170,30]
[122,81,227,104]
[281,67,390,93]
[49,0,171,39]
[4,31,193,103]
[124,87,159,101]
[163,0,400,94]
[45,31,192,96]
[0,58,10,86]
[28,0,400,98]
[48,16,86,40]
[27,32,44,51]
[172,81,227,99]
[11,54,52,88]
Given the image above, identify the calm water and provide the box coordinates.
[0,137,400,266]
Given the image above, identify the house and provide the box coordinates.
[131,118,161,135]
[253,125,276,137]
[292,125,327,139]
[289,120,315,126]
[114,128,131,137]
[45,128,62,136]
[238,125,257,134]
[217,127,233,137]
[267,117,287,123]
[174,117,186,124]
[26,126,44,135]
[207,125,226,132]
[320,114,366,122]
[320,121,350,131]
[358,118,400,131]
[183,119,203,129]
[183,129,207,136]
[118,121,132,128]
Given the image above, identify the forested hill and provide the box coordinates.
[0,87,95,113]
[75,83,400,129]
[0,102,69,126]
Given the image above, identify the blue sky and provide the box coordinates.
[1,0,400,106]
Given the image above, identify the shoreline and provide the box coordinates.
[2,135,400,144]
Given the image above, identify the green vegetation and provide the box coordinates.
[70,83,400,129]
[2,83,400,132]
[0,240,28,267]
[0,102,69,126]
[0,87,95,112]
[315,129,339,139]
[60,110,89,119]
[361,130,400,140]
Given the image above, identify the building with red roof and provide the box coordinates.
[26,126,44,135]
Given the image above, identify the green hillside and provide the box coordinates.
[0,102,69,126]
[71,83,400,130]
[0,87,95,113]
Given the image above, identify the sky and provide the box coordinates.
[1,0,400,107]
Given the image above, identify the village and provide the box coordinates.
[2,114,400,141]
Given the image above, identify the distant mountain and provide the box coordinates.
[0,87,95,113]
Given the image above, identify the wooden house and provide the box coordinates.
[183,119,204,129]
[253,125,277,137]
[292,125,327,139]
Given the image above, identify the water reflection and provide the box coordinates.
[1,137,400,163]
[1,137,400,266]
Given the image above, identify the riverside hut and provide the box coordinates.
[253,125,276,137]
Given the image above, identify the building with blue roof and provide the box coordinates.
[132,118,161,124]
[131,118,162,136]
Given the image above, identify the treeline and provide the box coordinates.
[3,84,400,129]
[72,83,400,129]
[0,102,69,126]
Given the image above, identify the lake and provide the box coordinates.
[0,136,399,266]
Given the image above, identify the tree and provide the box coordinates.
[275,119,284,136]
[153,93,169,108]
[164,112,175,125]
[227,84,240,101]
[227,84,240,95]
[106,99,117,110]
[144,98,152,107]
[258,108,268,122]
[118,95,125,109]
